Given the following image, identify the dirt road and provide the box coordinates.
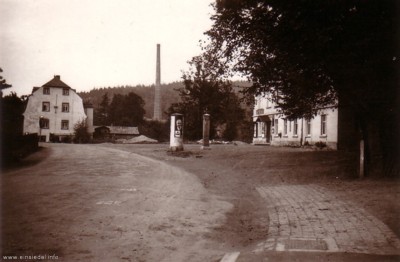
[2,143,399,262]
[2,144,234,261]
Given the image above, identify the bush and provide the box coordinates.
[315,141,327,149]
[139,120,169,142]
[73,119,91,143]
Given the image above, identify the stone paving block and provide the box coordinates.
[256,184,400,255]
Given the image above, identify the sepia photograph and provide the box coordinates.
[1,0,399,261]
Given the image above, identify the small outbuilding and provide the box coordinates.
[94,126,140,140]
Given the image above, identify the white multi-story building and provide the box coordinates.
[253,92,342,149]
[23,75,93,142]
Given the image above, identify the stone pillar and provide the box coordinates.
[84,102,94,139]
[201,114,210,150]
[170,113,184,151]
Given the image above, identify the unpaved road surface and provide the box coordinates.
[2,144,233,261]
[2,143,400,262]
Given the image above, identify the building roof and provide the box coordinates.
[42,75,71,89]
[94,126,140,135]
[255,115,271,122]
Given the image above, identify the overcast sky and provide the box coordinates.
[0,0,215,96]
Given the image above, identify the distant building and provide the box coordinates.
[93,126,140,140]
[253,92,357,150]
[23,75,93,142]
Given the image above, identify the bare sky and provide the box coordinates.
[0,0,214,96]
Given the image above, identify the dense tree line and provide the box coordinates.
[95,92,146,126]
[199,0,398,176]
[79,83,182,120]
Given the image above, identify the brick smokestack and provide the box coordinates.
[153,44,161,120]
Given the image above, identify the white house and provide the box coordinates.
[253,92,341,149]
[23,75,93,142]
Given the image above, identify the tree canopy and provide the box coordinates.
[200,0,399,175]
[109,92,146,126]
[203,0,398,119]
[168,56,246,141]
[95,92,146,126]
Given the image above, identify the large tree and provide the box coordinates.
[168,56,246,141]
[95,92,110,125]
[202,0,399,176]
[0,68,12,97]
[108,92,145,126]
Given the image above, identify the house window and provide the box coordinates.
[321,115,327,135]
[42,102,50,112]
[253,123,258,138]
[293,119,298,135]
[274,119,279,134]
[62,103,69,112]
[61,120,69,130]
[43,87,50,95]
[283,119,288,135]
[306,118,311,136]
[63,88,69,96]
[41,118,49,129]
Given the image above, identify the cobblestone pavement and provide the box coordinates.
[254,185,400,255]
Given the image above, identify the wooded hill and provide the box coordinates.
[79,82,183,120]
[78,81,252,120]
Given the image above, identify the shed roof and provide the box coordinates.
[94,126,140,135]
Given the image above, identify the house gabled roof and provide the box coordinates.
[42,75,71,89]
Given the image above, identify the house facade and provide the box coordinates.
[23,75,93,142]
[253,93,340,149]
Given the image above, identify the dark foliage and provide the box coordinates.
[1,92,26,137]
[73,119,91,143]
[168,56,247,141]
[201,0,399,176]
[79,83,183,120]
[0,68,12,94]
[139,120,170,142]
[107,92,146,126]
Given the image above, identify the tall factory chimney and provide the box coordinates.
[153,44,162,120]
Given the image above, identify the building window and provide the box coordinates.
[253,123,258,138]
[61,120,69,130]
[62,103,69,112]
[283,119,288,135]
[321,115,327,135]
[306,118,311,136]
[43,87,50,95]
[274,119,279,135]
[41,118,49,129]
[42,102,50,112]
[63,88,69,96]
[293,119,298,135]
[256,108,264,115]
